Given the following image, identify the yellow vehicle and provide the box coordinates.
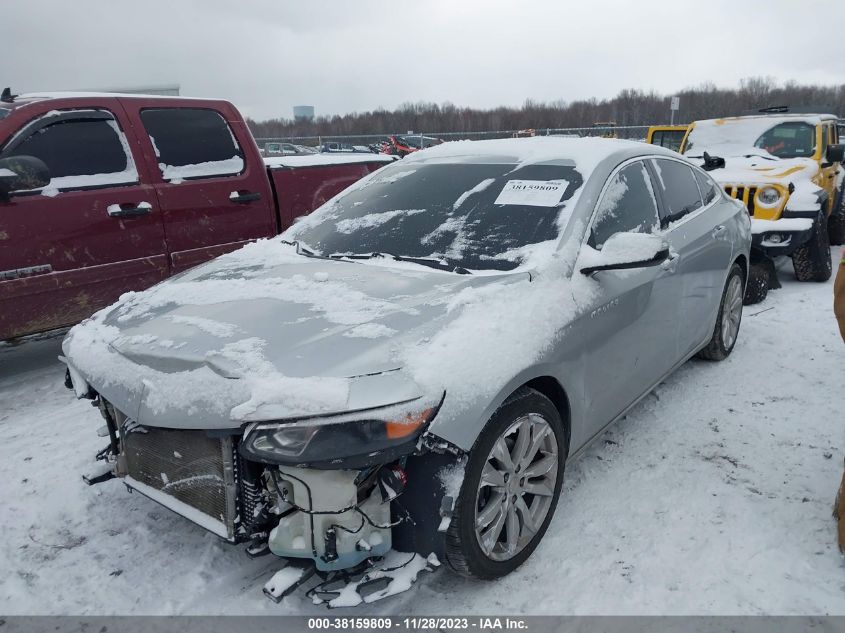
[591,121,617,138]
[646,125,689,152]
[677,108,844,302]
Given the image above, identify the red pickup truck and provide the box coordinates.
[0,91,393,340]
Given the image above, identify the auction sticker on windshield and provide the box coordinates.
[494,179,569,207]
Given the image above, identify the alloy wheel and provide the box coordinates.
[721,274,743,349]
[473,413,558,561]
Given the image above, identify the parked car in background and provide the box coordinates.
[381,134,443,157]
[647,125,689,152]
[590,121,618,138]
[679,108,844,303]
[0,90,393,340]
[320,142,375,154]
[63,137,750,603]
[262,142,317,157]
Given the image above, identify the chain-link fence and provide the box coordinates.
[254,125,654,150]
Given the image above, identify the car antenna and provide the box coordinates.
[1,87,17,103]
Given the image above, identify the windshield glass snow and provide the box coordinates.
[685,117,818,159]
[288,161,584,271]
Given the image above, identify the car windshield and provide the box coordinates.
[287,159,584,272]
[685,117,818,159]
[754,122,816,158]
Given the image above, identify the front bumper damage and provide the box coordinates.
[65,362,461,605]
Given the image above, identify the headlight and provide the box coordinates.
[756,186,781,207]
[240,395,443,466]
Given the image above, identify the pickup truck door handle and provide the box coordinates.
[107,202,152,218]
[229,191,262,204]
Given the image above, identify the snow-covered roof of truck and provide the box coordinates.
[17,91,214,101]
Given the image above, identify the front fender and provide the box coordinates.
[426,363,582,454]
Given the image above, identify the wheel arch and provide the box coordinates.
[522,376,572,454]
[733,252,748,283]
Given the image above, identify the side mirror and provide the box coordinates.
[580,232,670,275]
[825,144,844,165]
[0,155,51,200]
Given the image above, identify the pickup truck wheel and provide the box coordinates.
[830,189,845,246]
[445,388,565,579]
[743,261,769,305]
[698,263,744,361]
[792,212,832,282]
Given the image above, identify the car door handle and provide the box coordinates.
[712,225,726,238]
[107,202,152,218]
[229,190,262,204]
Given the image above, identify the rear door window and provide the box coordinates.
[1,111,137,191]
[589,161,660,249]
[651,159,703,225]
[693,168,720,206]
[140,108,244,182]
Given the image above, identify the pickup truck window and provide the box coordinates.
[140,108,244,182]
[1,111,138,192]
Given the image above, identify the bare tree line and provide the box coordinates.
[247,78,845,140]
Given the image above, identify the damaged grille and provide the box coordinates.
[724,185,758,215]
[121,424,238,540]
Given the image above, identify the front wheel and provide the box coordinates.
[792,212,832,282]
[445,388,566,579]
[698,263,744,361]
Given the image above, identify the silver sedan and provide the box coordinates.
[63,137,751,588]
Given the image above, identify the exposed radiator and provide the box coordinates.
[119,423,238,541]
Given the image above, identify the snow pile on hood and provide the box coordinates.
[63,240,429,420]
[113,242,415,327]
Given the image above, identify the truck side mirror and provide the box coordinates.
[0,155,51,200]
[825,144,844,165]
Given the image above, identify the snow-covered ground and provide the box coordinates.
[1,252,843,615]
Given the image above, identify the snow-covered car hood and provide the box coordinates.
[686,155,819,186]
[62,240,529,428]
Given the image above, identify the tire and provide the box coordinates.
[698,263,744,361]
[743,261,769,306]
[830,189,845,246]
[445,388,566,579]
[792,212,832,282]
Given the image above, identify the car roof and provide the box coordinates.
[402,136,679,172]
[696,113,837,125]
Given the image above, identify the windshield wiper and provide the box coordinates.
[281,240,324,259]
[329,251,472,275]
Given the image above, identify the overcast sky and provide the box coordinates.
[2,0,842,121]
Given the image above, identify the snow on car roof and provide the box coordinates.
[264,154,395,168]
[17,91,213,101]
[404,136,673,173]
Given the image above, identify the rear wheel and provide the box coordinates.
[698,263,744,361]
[793,212,832,282]
[445,388,566,579]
